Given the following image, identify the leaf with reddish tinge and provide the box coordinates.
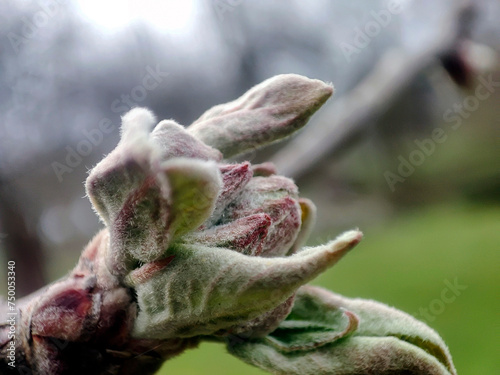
[86,108,157,224]
[188,74,334,158]
[151,119,222,162]
[106,157,221,273]
[261,290,358,352]
[228,285,457,375]
[305,286,457,374]
[252,162,278,177]
[228,176,301,257]
[206,162,254,225]
[187,214,272,256]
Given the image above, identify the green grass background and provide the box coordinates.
[158,203,500,375]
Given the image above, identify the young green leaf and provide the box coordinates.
[188,74,334,157]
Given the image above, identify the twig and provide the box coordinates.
[270,1,471,180]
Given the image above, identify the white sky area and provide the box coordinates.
[75,0,198,33]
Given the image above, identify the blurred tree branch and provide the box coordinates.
[271,1,476,181]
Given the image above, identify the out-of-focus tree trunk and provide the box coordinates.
[0,177,46,296]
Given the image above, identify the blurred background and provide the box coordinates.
[0,0,498,374]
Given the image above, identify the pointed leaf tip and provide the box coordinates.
[132,230,361,339]
[188,74,334,157]
[228,286,456,375]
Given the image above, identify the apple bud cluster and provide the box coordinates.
[1,74,456,375]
